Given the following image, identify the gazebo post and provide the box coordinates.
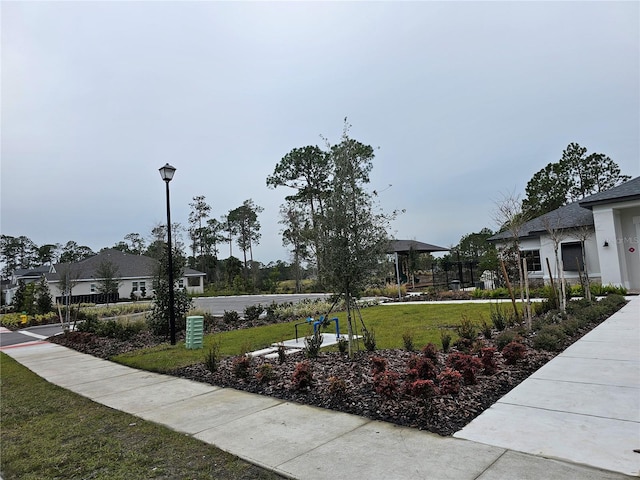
[395,252,402,299]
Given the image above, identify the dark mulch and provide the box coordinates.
[173,347,555,436]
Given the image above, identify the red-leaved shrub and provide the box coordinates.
[232,355,252,379]
[371,356,387,375]
[480,347,498,375]
[327,376,347,398]
[447,352,482,384]
[407,355,437,380]
[407,379,438,399]
[373,370,399,398]
[291,361,313,390]
[437,368,462,395]
[501,341,527,365]
[421,342,439,362]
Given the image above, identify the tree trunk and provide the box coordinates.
[500,258,519,320]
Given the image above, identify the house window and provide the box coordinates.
[562,242,584,271]
[90,284,96,293]
[139,281,145,290]
[132,281,138,292]
[520,250,542,272]
[178,279,184,288]
[187,276,200,287]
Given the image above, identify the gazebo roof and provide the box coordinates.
[386,239,449,254]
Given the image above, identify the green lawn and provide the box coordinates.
[0,353,282,480]
[114,303,501,372]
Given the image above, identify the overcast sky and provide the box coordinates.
[2,1,639,264]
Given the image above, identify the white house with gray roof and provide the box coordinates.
[490,176,640,292]
[45,248,205,303]
[580,176,640,291]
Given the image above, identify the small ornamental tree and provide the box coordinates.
[35,276,53,314]
[95,260,122,304]
[317,121,397,357]
[147,246,192,337]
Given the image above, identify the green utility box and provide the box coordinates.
[185,315,204,349]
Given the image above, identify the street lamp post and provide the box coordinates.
[159,163,177,345]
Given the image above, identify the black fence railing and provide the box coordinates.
[55,293,120,305]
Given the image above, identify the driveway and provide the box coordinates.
[193,293,332,316]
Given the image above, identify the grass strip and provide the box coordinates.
[114,303,498,372]
[0,353,282,480]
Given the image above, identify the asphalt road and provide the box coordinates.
[1,294,333,347]
[0,323,64,347]
[192,293,332,316]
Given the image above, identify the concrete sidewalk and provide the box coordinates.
[2,299,638,479]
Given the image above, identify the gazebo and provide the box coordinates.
[386,239,449,298]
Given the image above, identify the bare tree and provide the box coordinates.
[55,263,81,330]
[542,213,568,312]
[572,225,594,302]
[493,192,530,328]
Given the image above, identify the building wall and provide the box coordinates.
[48,275,204,302]
[592,201,640,291]
[500,228,601,287]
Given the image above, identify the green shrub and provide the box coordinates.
[223,310,240,324]
[599,293,627,310]
[456,315,476,340]
[244,304,263,322]
[440,330,452,353]
[255,363,274,383]
[573,305,607,325]
[304,330,323,358]
[495,330,522,351]
[533,300,554,316]
[363,328,377,352]
[402,331,415,352]
[561,318,581,337]
[337,337,348,354]
[591,284,627,296]
[453,337,472,353]
[532,310,565,331]
[204,340,221,373]
[532,324,567,352]
[480,319,493,339]
[489,302,508,331]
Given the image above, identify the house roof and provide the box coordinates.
[14,265,52,278]
[46,249,205,282]
[386,239,449,254]
[579,176,640,209]
[489,202,594,242]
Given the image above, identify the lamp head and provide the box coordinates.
[159,163,176,182]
